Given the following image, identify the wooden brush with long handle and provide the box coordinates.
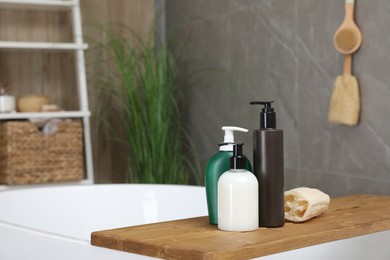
[333,0,362,55]
[328,0,362,126]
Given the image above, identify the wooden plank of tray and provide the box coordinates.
[91,195,390,260]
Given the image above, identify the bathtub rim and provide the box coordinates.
[0,183,206,243]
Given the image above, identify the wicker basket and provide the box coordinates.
[0,120,85,185]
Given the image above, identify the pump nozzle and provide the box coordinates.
[220,126,248,151]
[250,101,277,129]
[250,101,274,109]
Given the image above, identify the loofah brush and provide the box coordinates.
[328,55,360,125]
[328,0,362,126]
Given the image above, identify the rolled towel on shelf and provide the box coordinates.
[28,104,69,136]
[284,187,330,222]
[29,117,71,136]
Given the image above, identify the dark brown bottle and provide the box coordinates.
[250,101,284,227]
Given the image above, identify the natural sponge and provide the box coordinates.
[284,187,330,222]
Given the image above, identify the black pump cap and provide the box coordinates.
[230,143,246,169]
[250,101,276,129]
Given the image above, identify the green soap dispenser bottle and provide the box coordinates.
[205,126,252,225]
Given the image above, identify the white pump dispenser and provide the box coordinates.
[220,126,249,151]
[218,143,259,231]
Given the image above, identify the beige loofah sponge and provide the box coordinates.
[328,73,360,126]
[284,187,330,222]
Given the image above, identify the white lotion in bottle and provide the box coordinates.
[218,143,258,231]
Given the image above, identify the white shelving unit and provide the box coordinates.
[0,0,77,9]
[0,41,88,50]
[0,0,94,189]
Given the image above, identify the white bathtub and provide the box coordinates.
[0,184,389,260]
[0,184,207,260]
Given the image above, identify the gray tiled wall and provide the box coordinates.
[165,0,390,196]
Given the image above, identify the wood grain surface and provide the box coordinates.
[91,195,390,259]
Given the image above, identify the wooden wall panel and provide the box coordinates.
[0,8,76,109]
[0,0,155,183]
[83,0,155,183]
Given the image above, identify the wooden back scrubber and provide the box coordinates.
[328,0,362,126]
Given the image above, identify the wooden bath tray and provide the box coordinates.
[91,195,390,259]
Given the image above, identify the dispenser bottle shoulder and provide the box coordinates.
[253,128,283,133]
[205,151,252,172]
[206,151,233,171]
[218,169,258,184]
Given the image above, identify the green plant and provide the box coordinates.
[94,26,201,184]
